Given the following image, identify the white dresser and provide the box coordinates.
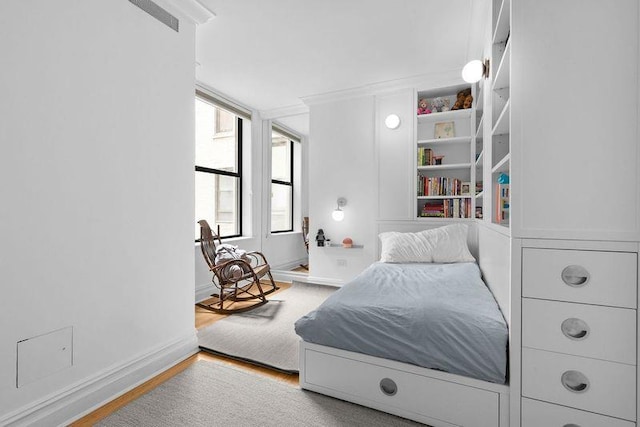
[519,242,638,426]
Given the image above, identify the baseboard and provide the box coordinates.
[195,282,216,303]
[304,276,344,287]
[271,269,308,284]
[272,257,308,272]
[1,333,198,427]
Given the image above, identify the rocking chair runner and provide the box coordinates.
[197,220,279,314]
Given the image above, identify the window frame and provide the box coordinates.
[195,100,243,241]
[270,135,294,234]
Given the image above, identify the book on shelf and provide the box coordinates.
[417,147,434,166]
[419,198,472,219]
[417,176,464,197]
[495,183,510,224]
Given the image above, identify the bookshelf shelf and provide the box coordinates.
[417,163,472,171]
[418,195,472,200]
[475,191,484,199]
[476,150,484,167]
[492,99,510,135]
[492,153,510,173]
[417,109,471,121]
[492,39,511,91]
[475,116,484,139]
[492,0,510,44]
[417,136,471,146]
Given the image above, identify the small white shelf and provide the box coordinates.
[475,191,484,199]
[417,109,471,121]
[475,151,484,167]
[492,39,511,91]
[492,99,510,135]
[417,195,473,200]
[492,0,510,44]
[492,153,511,173]
[417,136,472,146]
[417,163,472,171]
[322,244,364,249]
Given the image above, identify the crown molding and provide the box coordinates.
[301,69,464,106]
[260,104,309,120]
[155,0,216,25]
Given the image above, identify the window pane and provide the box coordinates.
[195,171,239,238]
[271,131,291,182]
[195,98,237,172]
[271,183,292,232]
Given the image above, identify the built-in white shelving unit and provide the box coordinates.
[415,85,476,219]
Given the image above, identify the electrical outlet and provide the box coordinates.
[337,259,347,267]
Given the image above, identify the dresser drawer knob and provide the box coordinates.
[561,370,589,393]
[561,265,590,287]
[379,378,397,396]
[561,318,590,340]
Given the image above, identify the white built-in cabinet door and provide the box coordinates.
[512,0,639,240]
[375,89,414,220]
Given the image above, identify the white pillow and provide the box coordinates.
[379,223,475,263]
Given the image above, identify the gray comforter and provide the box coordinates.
[294,262,508,384]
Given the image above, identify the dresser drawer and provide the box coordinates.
[522,348,636,421]
[522,248,637,308]
[522,398,635,427]
[523,298,636,365]
[303,348,499,427]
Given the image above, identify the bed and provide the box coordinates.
[295,223,511,427]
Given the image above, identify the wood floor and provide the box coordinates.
[72,281,297,426]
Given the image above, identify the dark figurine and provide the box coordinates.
[315,229,326,247]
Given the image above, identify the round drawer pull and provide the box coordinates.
[561,318,590,340]
[561,370,590,393]
[379,378,397,396]
[561,265,590,287]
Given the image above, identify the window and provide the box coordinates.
[195,94,245,239]
[271,129,294,233]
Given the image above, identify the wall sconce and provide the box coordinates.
[384,114,401,130]
[332,197,347,221]
[462,59,490,83]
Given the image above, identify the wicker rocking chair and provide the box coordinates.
[197,220,279,314]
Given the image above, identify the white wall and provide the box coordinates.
[307,96,378,284]
[0,0,196,422]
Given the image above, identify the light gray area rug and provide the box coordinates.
[197,282,336,373]
[98,360,423,426]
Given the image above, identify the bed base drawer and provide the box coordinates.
[302,347,500,427]
[522,398,635,427]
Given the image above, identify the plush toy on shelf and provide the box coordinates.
[452,88,472,110]
[441,98,451,112]
[430,97,444,113]
[417,98,431,115]
[463,94,474,109]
